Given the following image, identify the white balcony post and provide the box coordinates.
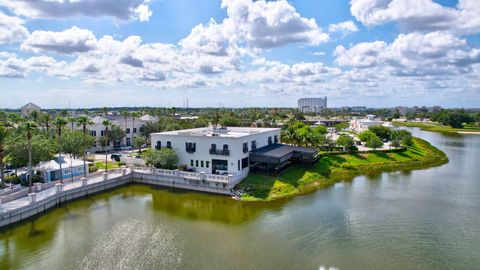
[122,166,127,176]
[102,172,108,181]
[35,182,42,192]
[81,177,87,186]
[55,183,63,194]
[28,193,37,204]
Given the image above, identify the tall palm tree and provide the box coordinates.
[30,111,40,123]
[53,117,67,183]
[68,117,76,131]
[60,109,69,119]
[120,109,129,147]
[0,125,7,188]
[24,121,38,193]
[102,107,109,118]
[102,120,111,173]
[40,113,52,134]
[77,116,93,177]
[131,111,139,139]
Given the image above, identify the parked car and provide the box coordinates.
[110,154,122,162]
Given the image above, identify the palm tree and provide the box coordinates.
[24,121,38,193]
[40,113,52,134]
[77,116,93,177]
[68,117,76,131]
[102,107,109,118]
[30,111,40,123]
[131,112,139,140]
[53,117,67,183]
[60,109,69,119]
[0,125,7,188]
[120,109,129,147]
[102,120,111,173]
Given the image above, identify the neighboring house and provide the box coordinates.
[35,156,87,182]
[80,114,158,153]
[20,102,41,117]
[349,115,387,133]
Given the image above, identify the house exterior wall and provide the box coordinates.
[42,165,86,182]
[78,117,155,153]
[150,128,281,178]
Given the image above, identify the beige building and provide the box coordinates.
[20,102,41,116]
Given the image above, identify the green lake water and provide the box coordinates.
[1,128,479,270]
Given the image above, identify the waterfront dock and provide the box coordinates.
[0,166,234,228]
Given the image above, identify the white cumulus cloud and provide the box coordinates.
[0,11,29,44]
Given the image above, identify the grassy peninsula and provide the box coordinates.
[393,121,480,134]
[238,137,448,202]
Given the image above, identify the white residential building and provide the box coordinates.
[80,114,158,152]
[150,126,281,184]
[349,115,385,132]
[298,97,327,114]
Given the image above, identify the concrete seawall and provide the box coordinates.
[0,170,233,229]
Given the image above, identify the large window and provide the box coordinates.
[243,142,248,153]
[251,140,256,150]
[201,161,204,167]
[167,141,172,149]
[206,161,210,168]
[268,136,272,145]
[241,157,249,169]
[190,160,194,166]
[274,135,278,143]
[195,160,199,167]
[126,128,130,134]
[126,137,131,146]
[186,142,196,153]
[155,141,161,150]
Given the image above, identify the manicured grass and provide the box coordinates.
[237,137,448,202]
[94,161,120,170]
[393,121,480,134]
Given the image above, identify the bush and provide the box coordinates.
[89,164,98,173]
[368,126,392,141]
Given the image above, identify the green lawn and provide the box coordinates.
[393,121,480,134]
[94,161,121,170]
[237,138,448,202]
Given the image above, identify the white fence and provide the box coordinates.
[132,166,247,184]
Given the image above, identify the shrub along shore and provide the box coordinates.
[237,137,448,202]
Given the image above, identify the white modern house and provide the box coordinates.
[298,97,327,114]
[150,126,281,185]
[349,114,386,132]
[79,114,158,153]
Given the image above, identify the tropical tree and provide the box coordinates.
[24,121,38,193]
[40,113,52,134]
[366,135,383,150]
[336,135,355,152]
[143,148,178,169]
[120,109,130,145]
[133,136,148,153]
[76,116,94,177]
[0,125,7,187]
[368,126,392,141]
[358,130,377,142]
[53,117,68,183]
[131,111,139,137]
[30,111,40,123]
[102,120,111,172]
[68,117,76,131]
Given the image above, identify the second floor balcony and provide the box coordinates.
[209,148,230,156]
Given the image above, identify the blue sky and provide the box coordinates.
[0,0,479,109]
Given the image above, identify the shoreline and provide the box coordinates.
[393,121,480,135]
[237,137,449,202]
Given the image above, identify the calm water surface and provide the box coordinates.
[1,128,479,270]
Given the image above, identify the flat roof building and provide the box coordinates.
[298,97,327,114]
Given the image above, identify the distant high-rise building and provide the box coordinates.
[298,97,327,114]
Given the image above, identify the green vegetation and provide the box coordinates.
[238,137,448,202]
[142,148,179,169]
[95,161,120,170]
[393,121,480,134]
